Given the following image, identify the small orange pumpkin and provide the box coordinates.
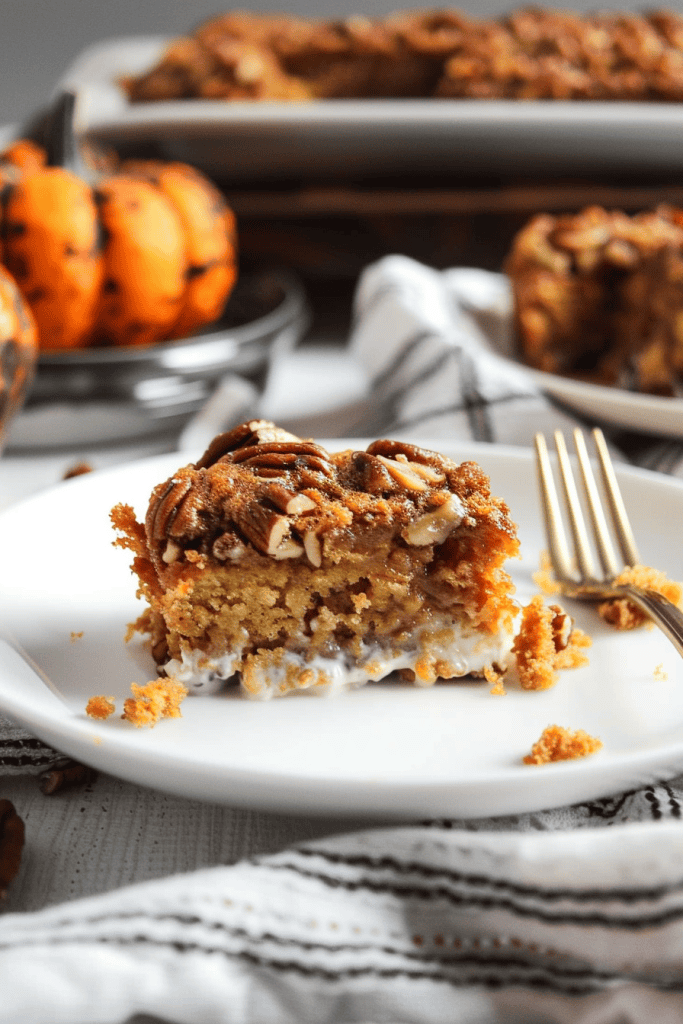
[0,141,238,350]
[0,263,38,449]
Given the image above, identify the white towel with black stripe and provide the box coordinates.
[3,820,683,1023]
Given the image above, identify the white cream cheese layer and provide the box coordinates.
[163,614,516,699]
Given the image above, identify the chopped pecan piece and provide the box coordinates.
[39,759,98,795]
[0,799,24,899]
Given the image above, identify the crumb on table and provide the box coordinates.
[523,724,603,765]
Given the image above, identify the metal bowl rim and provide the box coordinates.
[36,269,308,368]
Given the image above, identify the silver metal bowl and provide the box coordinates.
[8,270,310,449]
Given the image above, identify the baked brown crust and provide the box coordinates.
[123,8,683,103]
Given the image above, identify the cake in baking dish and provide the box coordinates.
[506,204,683,396]
[111,420,521,699]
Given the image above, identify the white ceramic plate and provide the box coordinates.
[59,36,683,182]
[478,272,683,438]
[525,368,683,439]
[2,439,683,820]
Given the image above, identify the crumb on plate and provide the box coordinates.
[121,678,188,728]
[599,564,683,629]
[512,594,591,690]
[85,696,116,720]
[523,724,603,765]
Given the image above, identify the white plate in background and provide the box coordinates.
[2,440,683,819]
[58,36,683,182]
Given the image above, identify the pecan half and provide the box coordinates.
[350,450,397,493]
[39,759,98,795]
[401,493,468,545]
[261,482,318,515]
[374,454,429,491]
[0,799,24,900]
[232,502,304,558]
[194,420,300,469]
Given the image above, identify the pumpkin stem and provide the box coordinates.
[44,91,93,182]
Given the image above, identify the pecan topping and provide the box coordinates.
[303,529,323,567]
[374,454,429,491]
[0,799,24,900]
[139,423,492,567]
[194,420,300,469]
[146,475,193,543]
[39,759,98,795]
[262,482,317,515]
[212,530,248,561]
[350,451,397,493]
[232,502,304,558]
[402,493,468,545]
[230,441,334,479]
[549,605,573,652]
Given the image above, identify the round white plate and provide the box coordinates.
[525,367,683,440]
[2,439,683,820]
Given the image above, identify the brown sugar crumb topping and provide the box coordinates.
[513,595,591,690]
[523,724,603,765]
[85,695,116,720]
[134,420,514,576]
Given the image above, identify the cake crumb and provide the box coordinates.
[70,631,84,642]
[121,678,188,728]
[654,663,668,681]
[532,551,562,596]
[512,595,591,690]
[85,696,116,720]
[599,565,683,630]
[523,724,602,765]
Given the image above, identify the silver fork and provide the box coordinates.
[534,427,683,657]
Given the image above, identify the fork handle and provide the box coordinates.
[619,585,683,658]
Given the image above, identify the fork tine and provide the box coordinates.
[572,428,621,579]
[553,430,597,581]
[534,433,574,581]
[591,427,641,568]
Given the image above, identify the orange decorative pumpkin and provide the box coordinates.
[0,141,238,350]
[0,263,38,450]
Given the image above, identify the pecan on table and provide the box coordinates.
[0,799,25,900]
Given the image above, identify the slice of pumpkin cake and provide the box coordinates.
[112,421,520,699]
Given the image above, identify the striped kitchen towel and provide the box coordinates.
[3,818,683,1022]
